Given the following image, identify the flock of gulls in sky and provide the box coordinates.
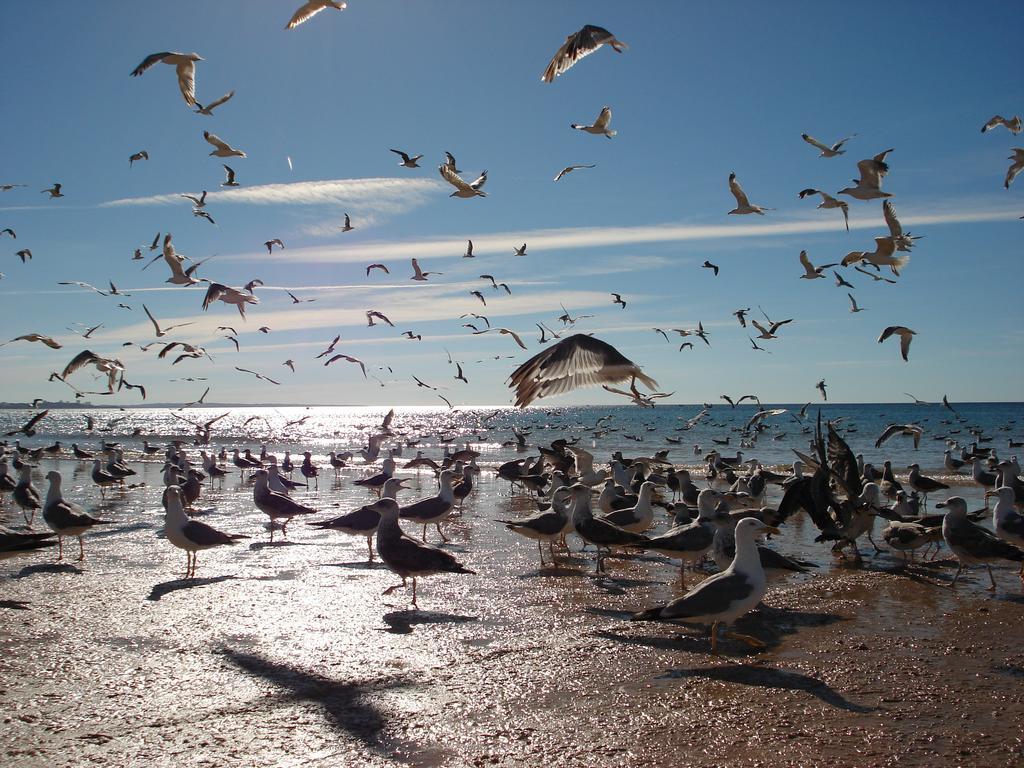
[2,16,1024,652]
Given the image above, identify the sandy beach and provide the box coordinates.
[3,458,1023,768]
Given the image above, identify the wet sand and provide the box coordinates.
[2,460,1024,767]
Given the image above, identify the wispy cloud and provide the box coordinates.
[217,199,1022,265]
[98,176,442,213]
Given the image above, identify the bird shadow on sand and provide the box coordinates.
[656,663,877,714]
[325,560,390,570]
[219,647,412,753]
[379,609,479,635]
[16,562,83,578]
[992,663,1024,679]
[248,540,308,551]
[0,599,32,610]
[147,575,236,601]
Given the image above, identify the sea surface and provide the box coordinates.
[2,402,1021,477]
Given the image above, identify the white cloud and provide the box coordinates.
[216,200,1021,265]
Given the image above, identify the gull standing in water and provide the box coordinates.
[163,485,247,578]
[373,498,474,608]
[632,518,779,653]
[939,496,1024,590]
[13,465,42,526]
[508,334,658,408]
[130,52,203,106]
[571,106,616,138]
[42,471,112,561]
[728,173,771,215]
[400,470,457,542]
[541,25,627,83]
[989,486,1024,578]
[798,188,849,230]
[309,477,406,562]
[252,470,316,540]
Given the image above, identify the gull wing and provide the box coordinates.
[439,163,475,193]
[175,60,197,106]
[801,133,831,153]
[593,106,613,131]
[541,25,622,83]
[203,132,232,152]
[728,173,750,208]
[882,200,903,238]
[131,52,171,77]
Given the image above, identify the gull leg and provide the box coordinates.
[382,577,407,596]
[411,578,419,609]
[986,565,997,592]
[421,525,428,542]
[950,564,963,588]
[679,563,687,591]
[537,540,546,567]
[549,541,558,564]
[77,536,85,562]
[867,531,882,554]
[723,630,767,649]
[436,523,450,543]
[710,621,719,655]
[366,536,374,563]
[57,536,64,561]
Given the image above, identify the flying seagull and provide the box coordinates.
[841,237,909,276]
[41,184,63,198]
[439,164,487,198]
[801,132,856,158]
[129,150,149,167]
[204,131,246,158]
[234,366,280,385]
[324,354,366,377]
[264,238,284,253]
[181,191,207,208]
[508,334,657,408]
[798,250,838,279]
[611,293,627,309]
[472,327,528,350]
[201,282,260,318]
[221,164,239,187]
[847,293,865,313]
[59,350,125,392]
[463,239,474,258]
[194,90,235,116]
[143,305,194,337]
[1004,148,1024,189]
[130,51,203,106]
[340,213,354,231]
[286,0,347,29]
[878,326,916,361]
[798,188,849,231]
[882,200,922,251]
[366,263,389,275]
[554,164,596,181]
[838,148,893,200]
[541,25,627,83]
[2,333,61,350]
[390,148,423,168]
[571,106,616,138]
[366,310,394,327]
[981,115,1021,134]
[410,258,442,281]
[728,173,770,215]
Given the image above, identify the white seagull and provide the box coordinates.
[882,200,922,251]
[798,188,849,231]
[728,173,771,215]
[554,164,596,181]
[439,164,487,198]
[571,106,616,138]
[194,90,235,116]
[838,148,893,200]
[801,132,857,157]
[204,131,246,158]
[410,258,442,281]
[1004,148,1024,189]
[286,0,347,29]
[981,115,1021,134]
[798,250,838,279]
[841,237,909,275]
[130,52,203,107]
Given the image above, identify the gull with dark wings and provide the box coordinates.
[59,350,125,393]
[201,281,259,318]
[878,325,916,361]
[798,188,849,231]
[541,24,627,83]
[131,52,203,106]
[508,334,658,408]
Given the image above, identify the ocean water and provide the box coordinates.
[1,402,1020,477]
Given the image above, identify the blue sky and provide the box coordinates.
[0,1,1021,407]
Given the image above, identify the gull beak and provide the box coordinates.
[935,501,947,508]
[764,525,781,536]
[984,490,996,499]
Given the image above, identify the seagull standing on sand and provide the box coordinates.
[939,496,1024,590]
[130,52,203,106]
[571,106,616,138]
[43,471,112,561]
[728,173,771,215]
[877,326,916,361]
[541,24,627,83]
[374,498,474,608]
[508,334,658,408]
[632,518,779,654]
[164,485,247,578]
